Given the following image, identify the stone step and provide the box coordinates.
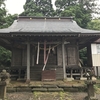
[32,88,47,92]
[48,88,63,92]
[7,84,86,93]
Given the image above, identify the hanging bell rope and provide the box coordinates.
[42,45,51,71]
[44,41,46,64]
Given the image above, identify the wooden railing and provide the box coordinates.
[66,67,89,79]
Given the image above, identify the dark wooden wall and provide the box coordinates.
[11,48,22,66]
[11,43,79,80]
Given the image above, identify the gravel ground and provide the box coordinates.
[6,92,100,100]
[6,92,88,100]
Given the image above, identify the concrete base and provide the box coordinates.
[84,96,98,100]
[26,79,30,84]
[0,82,6,100]
[92,77,97,81]
[90,96,98,100]
[67,78,74,81]
[80,77,87,80]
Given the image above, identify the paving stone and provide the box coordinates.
[72,84,84,88]
[67,78,74,81]
[63,87,79,92]
[17,87,32,92]
[7,87,17,93]
[48,88,63,92]
[32,88,47,92]
[42,85,57,88]
[29,85,42,88]
[58,85,72,88]
[89,96,98,100]
[80,77,87,80]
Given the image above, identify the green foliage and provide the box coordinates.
[55,0,77,10]
[20,0,43,16]
[0,0,5,6]
[20,0,54,17]
[60,5,91,28]
[79,47,87,66]
[0,46,11,67]
[0,0,17,67]
[87,19,100,30]
[0,0,18,29]
[55,0,98,28]
[3,14,18,28]
[0,0,7,28]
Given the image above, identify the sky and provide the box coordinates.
[5,0,26,14]
[5,0,56,15]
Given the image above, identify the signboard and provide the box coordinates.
[91,43,100,66]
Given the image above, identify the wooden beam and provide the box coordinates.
[26,42,30,83]
[22,42,62,44]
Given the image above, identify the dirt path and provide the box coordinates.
[6,92,88,100]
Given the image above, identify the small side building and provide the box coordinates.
[0,16,100,81]
[91,39,100,77]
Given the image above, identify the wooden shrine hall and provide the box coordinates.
[0,16,100,82]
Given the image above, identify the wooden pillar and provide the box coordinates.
[87,44,92,67]
[26,42,30,83]
[96,66,99,78]
[62,40,66,79]
[18,69,21,80]
[80,68,83,78]
[70,69,73,78]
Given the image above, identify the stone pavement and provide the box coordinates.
[5,79,100,100]
[6,92,100,100]
[6,92,87,100]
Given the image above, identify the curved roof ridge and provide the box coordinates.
[18,16,74,20]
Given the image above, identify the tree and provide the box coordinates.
[55,0,77,10]
[20,0,43,16]
[35,0,54,16]
[0,0,7,28]
[60,5,91,28]
[79,47,87,66]
[0,0,18,67]
[55,0,99,28]
[87,19,100,30]
[0,46,11,67]
[3,14,18,28]
[20,0,55,17]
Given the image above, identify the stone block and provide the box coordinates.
[48,88,63,92]
[92,77,97,81]
[58,85,72,88]
[7,87,16,93]
[17,87,32,92]
[32,88,47,92]
[72,84,84,88]
[29,85,42,88]
[80,77,87,80]
[90,96,98,100]
[0,85,6,100]
[42,85,57,88]
[63,88,78,92]
[67,78,74,81]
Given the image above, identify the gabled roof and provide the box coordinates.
[0,16,100,36]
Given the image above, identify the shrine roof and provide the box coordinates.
[0,16,100,35]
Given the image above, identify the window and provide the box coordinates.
[97,44,100,54]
